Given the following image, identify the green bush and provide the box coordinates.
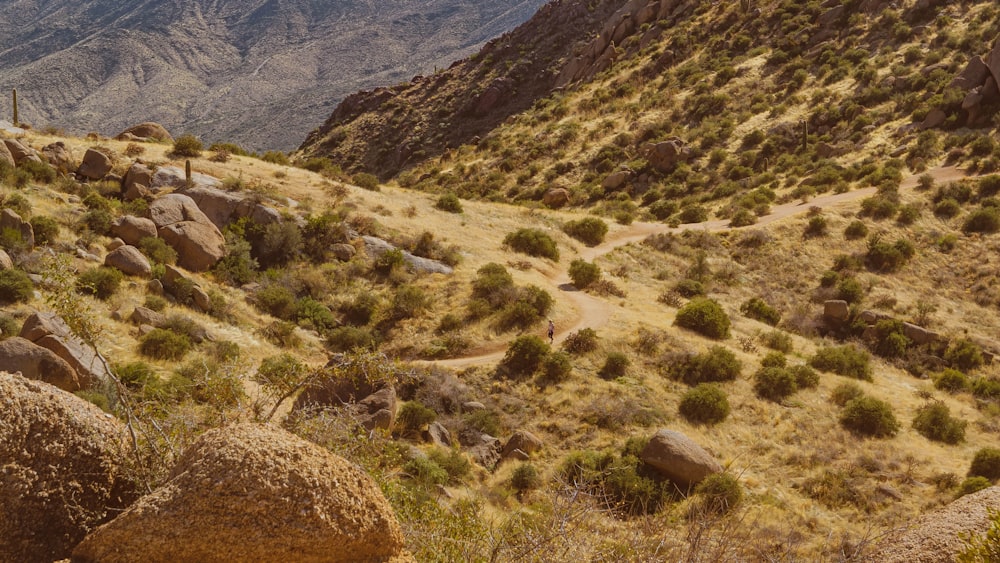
[113,361,156,390]
[810,345,872,381]
[830,381,864,407]
[396,401,437,436]
[896,203,921,225]
[957,508,1000,561]
[294,298,338,331]
[912,401,966,444]
[563,217,608,247]
[870,319,910,359]
[754,367,798,402]
[435,193,463,213]
[81,208,113,235]
[836,276,864,304]
[729,209,757,228]
[957,476,993,498]
[969,447,1000,480]
[670,345,742,385]
[427,448,471,483]
[499,335,550,379]
[138,237,178,265]
[353,172,380,191]
[761,329,793,353]
[945,339,984,371]
[791,364,820,389]
[373,248,405,275]
[389,285,428,321]
[562,328,598,354]
[172,134,203,157]
[760,351,786,368]
[503,228,559,260]
[674,278,705,298]
[324,326,375,352]
[844,220,869,240]
[403,456,447,486]
[865,235,915,272]
[0,313,19,339]
[598,352,631,380]
[540,351,572,384]
[963,207,1000,234]
[740,297,780,326]
[214,235,258,286]
[934,368,969,392]
[675,298,730,339]
[840,396,899,437]
[0,269,33,304]
[679,205,708,223]
[971,377,1000,400]
[463,409,501,437]
[568,259,601,289]
[804,215,828,237]
[139,328,193,360]
[559,449,670,516]
[254,284,297,319]
[29,216,59,245]
[76,267,123,300]
[679,384,730,424]
[695,473,743,514]
[342,293,380,326]
[510,463,541,492]
[934,198,962,218]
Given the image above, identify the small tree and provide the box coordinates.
[568,259,601,289]
[499,335,550,379]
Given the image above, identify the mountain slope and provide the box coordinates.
[0,0,546,150]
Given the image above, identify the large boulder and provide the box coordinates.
[643,139,691,172]
[149,194,225,271]
[41,141,74,172]
[874,486,1000,562]
[181,186,281,230]
[19,311,112,390]
[0,337,80,392]
[115,122,173,143]
[639,429,723,489]
[542,188,570,208]
[823,300,850,322]
[0,372,137,562]
[3,138,41,165]
[71,423,409,563]
[363,236,453,275]
[0,208,34,249]
[121,162,154,198]
[76,148,113,181]
[502,430,544,460]
[105,245,152,278]
[0,138,14,168]
[110,215,158,246]
[150,165,221,192]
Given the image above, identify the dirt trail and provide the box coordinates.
[430,166,967,368]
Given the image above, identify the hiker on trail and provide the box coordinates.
[547,319,555,344]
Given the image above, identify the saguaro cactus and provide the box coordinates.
[12,88,18,127]
[185,159,192,185]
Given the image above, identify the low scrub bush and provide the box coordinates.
[396,401,437,436]
[403,456,447,487]
[969,447,1000,480]
[679,384,730,424]
[0,269,34,304]
[562,217,608,247]
[325,326,375,352]
[957,476,993,498]
[139,328,193,360]
[435,193,463,213]
[840,396,899,437]
[674,278,705,298]
[674,298,730,339]
[945,338,984,371]
[865,234,915,272]
[171,134,203,157]
[810,345,872,381]
[76,267,123,300]
[963,207,1000,234]
[510,463,541,492]
[761,329,793,353]
[499,335,550,379]
[353,173,380,191]
[138,237,178,265]
[427,448,471,483]
[830,381,864,407]
[971,377,1000,400]
[568,259,601,289]
[668,345,741,385]
[754,367,798,402]
[503,228,559,260]
[0,313,19,339]
[29,216,59,245]
[598,352,630,380]
[844,220,869,239]
[558,448,671,516]
[695,473,742,514]
[791,364,820,389]
[934,368,968,392]
[869,319,910,359]
[740,297,780,326]
[912,401,966,444]
[539,351,572,384]
[562,328,598,354]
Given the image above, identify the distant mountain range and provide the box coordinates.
[0,0,546,151]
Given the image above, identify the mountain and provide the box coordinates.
[0,0,547,151]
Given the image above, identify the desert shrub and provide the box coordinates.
[761,329,793,353]
[396,401,437,436]
[563,328,598,354]
[791,364,820,389]
[403,456,447,487]
[0,269,33,304]
[669,345,742,385]
[957,476,993,498]
[896,203,922,225]
[373,248,405,276]
[471,263,514,307]
[499,335,550,379]
[342,293,380,326]
[0,313,19,339]
[76,266,123,300]
[171,134,203,157]
[539,351,572,384]
[945,338,984,371]
[679,384,730,424]
[214,235,257,286]
[971,377,1000,400]
[963,207,1000,233]
[260,151,289,165]
[830,381,864,407]
[836,276,864,304]
[760,351,786,368]
[569,259,601,289]
[353,173,380,191]
[969,447,1000,480]
[599,352,630,380]
[254,222,303,268]
[294,298,337,331]
[494,287,552,332]
[934,368,969,392]
[740,297,780,326]
[510,463,541,492]
[113,361,155,390]
[840,396,899,437]
[463,409,501,437]
[139,328,193,360]
[729,209,756,227]
[436,313,462,334]
[674,278,705,298]
[29,216,59,245]
[754,366,798,402]
[427,448,471,483]
[558,449,670,516]
[254,283,297,319]
[912,401,966,444]
[679,205,708,223]
[934,198,962,218]
[675,298,730,339]
[324,326,375,352]
[503,228,559,260]
[81,208,113,235]
[695,473,742,514]
[649,200,679,220]
[844,220,869,239]
[870,319,910,359]
[435,192,463,213]
[804,215,828,237]
[389,285,428,321]
[138,236,178,265]
[563,217,608,247]
[143,294,167,312]
[810,345,872,381]
[865,235,915,272]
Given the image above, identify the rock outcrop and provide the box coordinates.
[180,186,281,230]
[76,148,113,181]
[104,245,152,278]
[148,194,225,271]
[110,215,158,246]
[150,165,221,192]
[874,486,1000,563]
[0,208,35,249]
[0,337,80,391]
[0,372,137,562]
[363,236,453,275]
[293,365,398,432]
[115,122,173,143]
[19,311,113,390]
[72,423,409,563]
[640,429,723,489]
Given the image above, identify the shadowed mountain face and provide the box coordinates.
[0,0,546,150]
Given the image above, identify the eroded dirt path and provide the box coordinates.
[430,166,967,368]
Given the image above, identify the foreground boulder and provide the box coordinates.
[640,429,723,489]
[19,311,113,390]
[0,372,137,562]
[874,486,1000,562]
[0,337,80,391]
[72,423,410,563]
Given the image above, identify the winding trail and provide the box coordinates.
[429,166,968,368]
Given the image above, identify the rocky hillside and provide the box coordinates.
[0,0,546,151]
